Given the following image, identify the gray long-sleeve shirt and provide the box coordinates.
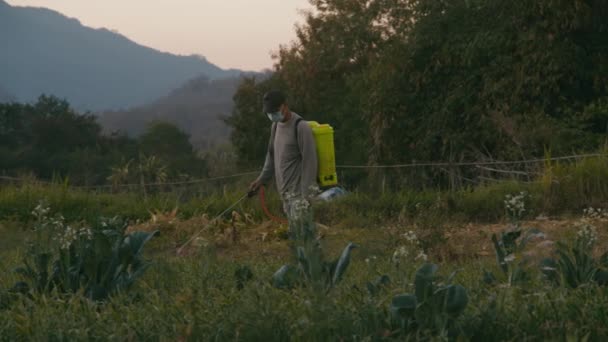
[257,112,318,200]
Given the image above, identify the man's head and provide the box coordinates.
[263,90,289,123]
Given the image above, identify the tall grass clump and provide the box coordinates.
[540,152,608,214]
[0,182,265,224]
[3,152,608,228]
[454,181,540,222]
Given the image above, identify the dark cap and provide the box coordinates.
[262,90,286,113]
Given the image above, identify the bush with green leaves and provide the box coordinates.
[234,265,254,290]
[272,197,357,292]
[483,228,546,286]
[12,206,158,301]
[390,263,468,337]
[541,221,608,288]
[481,194,546,285]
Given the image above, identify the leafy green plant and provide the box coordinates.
[234,265,254,290]
[14,212,159,301]
[484,228,545,286]
[366,274,391,297]
[273,242,358,292]
[541,222,608,288]
[271,265,301,289]
[390,263,468,336]
[272,197,358,292]
[412,201,448,252]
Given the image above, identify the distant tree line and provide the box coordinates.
[227,0,608,188]
[0,95,207,186]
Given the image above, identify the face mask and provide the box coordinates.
[266,111,284,123]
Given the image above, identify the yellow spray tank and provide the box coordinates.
[306,121,338,187]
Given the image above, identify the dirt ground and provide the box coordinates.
[129,210,608,264]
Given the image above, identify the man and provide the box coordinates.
[249,90,319,220]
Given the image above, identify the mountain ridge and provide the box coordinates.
[0,1,243,111]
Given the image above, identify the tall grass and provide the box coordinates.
[0,181,268,223]
[540,153,608,213]
[1,253,608,340]
[1,155,608,226]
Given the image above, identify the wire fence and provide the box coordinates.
[1,153,607,193]
[335,153,606,169]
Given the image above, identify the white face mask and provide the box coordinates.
[266,111,284,123]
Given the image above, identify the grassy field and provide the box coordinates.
[2,157,608,340]
[1,212,608,341]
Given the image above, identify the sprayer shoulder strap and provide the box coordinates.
[268,122,277,156]
[294,118,303,144]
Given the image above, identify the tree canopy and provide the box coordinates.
[227,0,608,187]
[0,96,207,186]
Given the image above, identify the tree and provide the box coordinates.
[138,121,207,178]
[0,95,139,185]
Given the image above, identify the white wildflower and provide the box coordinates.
[415,251,428,261]
[392,246,409,264]
[402,230,418,243]
[288,197,311,221]
[583,207,608,220]
[576,221,597,249]
[308,184,321,195]
[283,191,298,201]
[31,203,51,220]
[393,229,427,264]
[505,192,527,221]
[78,227,93,240]
[58,225,78,250]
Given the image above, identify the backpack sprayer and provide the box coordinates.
[284,119,338,188]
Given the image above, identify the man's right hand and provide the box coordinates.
[248,179,262,197]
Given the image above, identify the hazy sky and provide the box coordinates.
[6,0,312,71]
